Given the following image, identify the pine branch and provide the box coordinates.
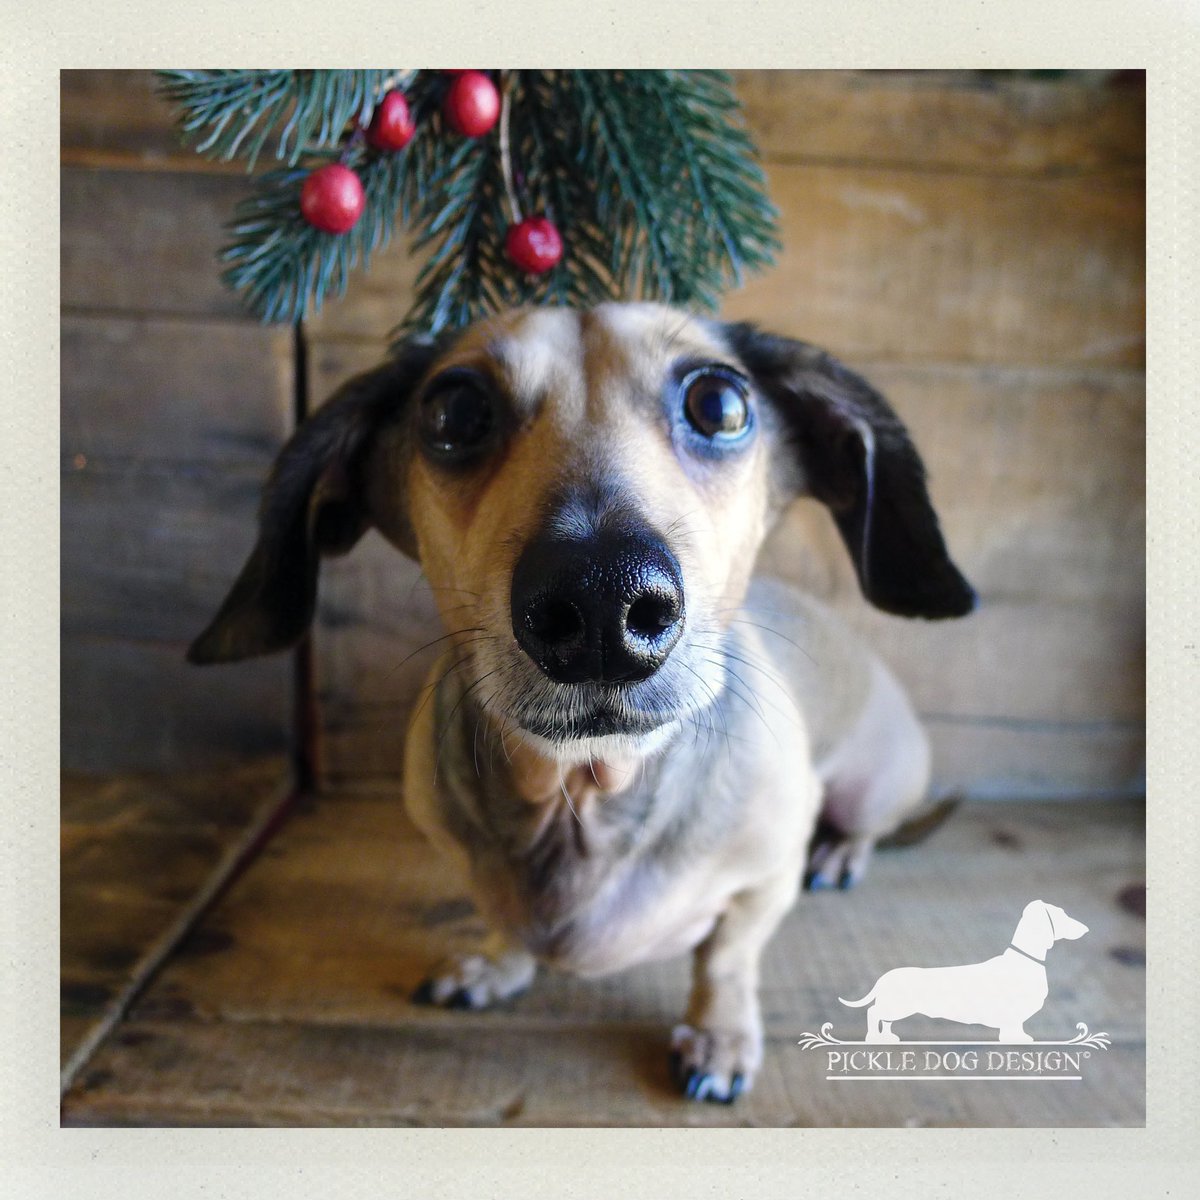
[156,70,410,168]
[159,70,781,333]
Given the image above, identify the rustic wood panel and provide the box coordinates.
[61,315,292,465]
[61,314,293,770]
[60,70,202,170]
[60,71,1145,178]
[62,466,273,642]
[62,788,1144,1125]
[61,167,253,318]
[732,70,1145,174]
[60,760,288,1070]
[62,636,291,773]
[304,164,1144,370]
[927,721,1144,799]
[722,163,1144,368]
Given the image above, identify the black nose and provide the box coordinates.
[511,523,685,684]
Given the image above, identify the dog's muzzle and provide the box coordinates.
[510,522,685,686]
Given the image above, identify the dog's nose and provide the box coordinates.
[511,525,685,684]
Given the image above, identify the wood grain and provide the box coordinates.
[60,70,198,170]
[61,167,254,318]
[732,70,1145,174]
[62,636,291,773]
[60,70,1145,178]
[61,314,292,770]
[61,786,1145,1125]
[60,761,288,1069]
[61,315,292,466]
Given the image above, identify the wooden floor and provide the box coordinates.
[61,773,1145,1127]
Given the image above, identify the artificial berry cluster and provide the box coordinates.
[298,72,562,277]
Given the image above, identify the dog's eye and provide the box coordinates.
[682,369,750,439]
[418,374,495,459]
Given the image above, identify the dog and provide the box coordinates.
[189,303,975,1103]
[840,900,1089,1044]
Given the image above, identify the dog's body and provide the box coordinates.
[190,303,974,1102]
[840,900,1089,1043]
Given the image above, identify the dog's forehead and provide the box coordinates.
[430,305,731,413]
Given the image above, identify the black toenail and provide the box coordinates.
[724,1073,745,1103]
[411,979,435,1005]
[838,868,854,890]
[447,987,474,1009]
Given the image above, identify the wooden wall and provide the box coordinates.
[61,70,1145,797]
[61,73,293,771]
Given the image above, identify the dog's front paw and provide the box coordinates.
[669,1022,762,1103]
[412,948,536,1010]
[804,831,874,891]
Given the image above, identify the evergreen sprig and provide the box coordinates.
[157,69,409,168]
[156,70,781,334]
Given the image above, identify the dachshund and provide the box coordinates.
[189,303,975,1102]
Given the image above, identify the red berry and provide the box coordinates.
[299,164,365,235]
[505,216,563,275]
[366,90,415,152]
[444,71,500,138]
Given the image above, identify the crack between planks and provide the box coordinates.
[59,774,306,1099]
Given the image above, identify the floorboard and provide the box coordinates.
[61,782,1144,1126]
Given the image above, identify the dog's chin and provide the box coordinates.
[516,721,681,766]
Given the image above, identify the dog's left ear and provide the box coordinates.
[723,323,976,619]
[187,336,443,664]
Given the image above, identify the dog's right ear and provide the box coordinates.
[188,337,443,665]
[721,322,976,620]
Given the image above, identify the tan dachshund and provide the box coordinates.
[190,303,975,1102]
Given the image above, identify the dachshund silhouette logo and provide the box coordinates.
[839,899,1089,1043]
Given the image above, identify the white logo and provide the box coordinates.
[798,900,1111,1081]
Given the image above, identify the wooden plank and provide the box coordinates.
[60,70,202,170]
[61,315,292,466]
[722,163,1144,368]
[60,760,288,1069]
[62,790,1144,1125]
[58,1019,1145,1127]
[60,312,292,771]
[61,636,291,773]
[61,466,274,642]
[60,70,1145,179]
[927,720,1144,800]
[61,167,254,318]
[732,70,1145,174]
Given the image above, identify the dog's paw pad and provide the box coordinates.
[670,1024,759,1103]
[412,951,535,1011]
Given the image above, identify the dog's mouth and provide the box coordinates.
[515,698,672,742]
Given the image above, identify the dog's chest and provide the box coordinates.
[465,779,724,974]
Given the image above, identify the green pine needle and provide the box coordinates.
[157,70,781,334]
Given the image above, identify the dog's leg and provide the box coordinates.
[805,659,932,892]
[671,868,799,1103]
[412,930,538,1010]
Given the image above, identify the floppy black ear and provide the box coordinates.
[187,338,442,664]
[724,323,976,619]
